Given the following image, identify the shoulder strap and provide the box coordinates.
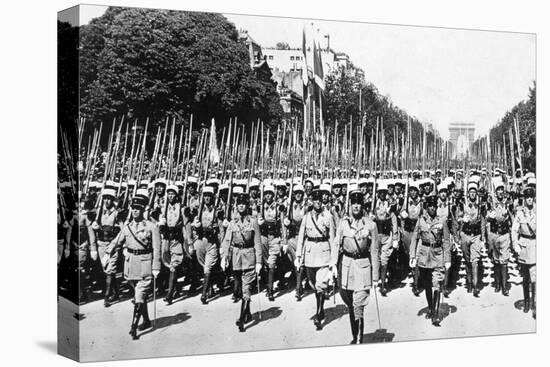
[310,212,326,237]
[126,222,148,249]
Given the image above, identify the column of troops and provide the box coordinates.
[58,166,537,343]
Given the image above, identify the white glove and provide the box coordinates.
[222,219,230,228]
[158,218,167,226]
[330,265,338,279]
[64,248,70,259]
[488,212,496,219]
[392,239,399,249]
[90,249,98,261]
[101,253,109,265]
[255,263,262,274]
[294,257,302,269]
[188,245,195,255]
[369,213,375,220]
[282,244,289,254]
[400,211,408,219]
[445,262,451,270]
[152,270,160,278]
[123,248,129,258]
[91,221,100,231]
[513,243,521,254]
[409,258,417,268]
[220,258,227,271]
[283,218,291,227]
[258,217,265,226]
[62,220,70,229]
[192,219,201,228]
[462,216,470,224]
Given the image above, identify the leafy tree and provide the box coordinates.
[79,7,282,132]
[275,42,291,50]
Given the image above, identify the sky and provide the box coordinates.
[67,5,536,139]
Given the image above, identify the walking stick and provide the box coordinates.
[153,276,157,328]
[373,280,382,331]
[256,271,262,320]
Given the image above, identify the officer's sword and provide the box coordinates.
[256,270,262,320]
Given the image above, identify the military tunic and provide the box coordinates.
[374,199,398,266]
[159,202,185,272]
[487,197,512,264]
[512,204,536,281]
[459,198,486,264]
[260,201,283,269]
[410,212,451,288]
[400,197,423,258]
[116,219,161,303]
[220,216,262,300]
[285,199,306,264]
[94,206,121,275]
[193,204,221,273]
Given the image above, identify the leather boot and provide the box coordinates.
[348,312,358,344]
[164,271,176,305]
[531,283,536,319]
[236,299,247,332]
[201,273,211,305]
[472,261,480,297]
[295,267,304,301]
[465,264,473,293]
[313,292,323,330]
[522,280,530,313]
[138,302,152,331]
[380,265,388,296]
[443,268,450,298]
[109,274,119,303]
[267,268,275,301]
[432,290,441,326]
[425,287,434,319]
[129,303,141,340]
[232,274,242,303]
[104,274,112,307]
[501,264,509,296]
[318,292,325,321]
[244,299,252,323]
[493,263,501,293]
[412,266,420,296]
[357,318,364,344]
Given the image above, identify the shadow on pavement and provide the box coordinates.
[514,299,528,311]
[246,306,283,330]
[36,341,57,354]
[417,302,457,321]
[362,328,395,343]
[139,312,191,338]
[307,304,348,329]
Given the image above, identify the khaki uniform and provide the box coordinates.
[160,202,185,272]
[116,219,161,303]
[94,207,121,275]
[459,198,486,264]
[374,199,398,266]
[487,197,512,264]
[220,216,262,300]
[193,205,221,273]
[285,200,306,263]
[410,213,451,288]
[260,202,283,269]
[400,198,422,257]
[512,204,536,281]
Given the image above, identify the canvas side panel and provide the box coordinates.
[57,5,80,362]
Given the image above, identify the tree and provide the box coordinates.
[79,7,282,132]
[275,42,291,50]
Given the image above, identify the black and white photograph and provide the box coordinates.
[57,3,537,362]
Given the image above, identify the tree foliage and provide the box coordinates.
[79,7,282,130]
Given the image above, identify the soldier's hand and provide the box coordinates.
[283,217,291,227]
[255,263,262,274]
[409,258,417,268]
[294,258,302,269]
[445,262,451,270]
[222,219,230,228]
[192,219,201,228]
[152,270,160,278]
[258,217,265,226]
[91,221,100,231]
[462,216,470,224]
[392,239,399,249]
[513,244,521,254]
[64,248,70,259]
[90,249,98,261]
[368,213,375,220]
[158,218,167,226]
[282,244,289,254]
[400,211,408,219]
[101,253,109,265]
[220,258,227,271]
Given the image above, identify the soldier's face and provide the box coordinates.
[439,191,447,200]
[104,197,113,208]
[351,202,362,216]
[333,187,341,195]
[388,187,394,195]
[167,191,176,203]
[237,203,247,214]
[427,205,436,216]
[131,206,144,220]
[265,192,273,202]
[155,185,165,196]
[395,187,402,195]
[322,193,330,204]
[496,187,504,199]
[295,192,304,201]
[250,188,258,197]
[312,198,322,211]
[378,191,387,201]
[305,183,313,193]
[204,194,212,205]
[360,186,367,194]
[468,190,477,201]
[525,196,534,206]
[410,189,418,199]
[189,186,196,195]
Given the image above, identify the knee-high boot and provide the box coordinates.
[295,267,304,301]
[267,268,275,301]
[164,271,176,305]
[201,273,211,305]
[501,264,509,296]
[522,278,530,313]
[232,273,242,303]
[129,303,142,340]
[380,265,388,296]
[313,292,324,330]
[432,290,441,326]
[465,263,473,293]
[531,283,536,318]
[357,318,364,344]
[425,287,433,318]
[493,263,501,292]
[348,311,358,344]
[236,299,247,332]
[472,261,480,297]
[138,302,152,330]
[104,274,112,307]
[412,266,420,296]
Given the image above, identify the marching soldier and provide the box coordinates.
[283,183,307,301]
[458,178,486,297]
[113,189,161,340]
[334,186,380,344]
[295,188,337,330]
[192,185,222,304]
[512,178,536,318]
[486,177,513,296]
[220,192,263,332]
[158,184,185,305]
[373,181,399,296]
[258,184,285,301]
[410,195,451,326]
[91,187,122,307]
[399,181,423,296]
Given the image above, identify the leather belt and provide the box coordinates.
[306,236,329,243]
[342,250,370,259]
[231,243,254,249]
[126,248,152,255]
[421,241,442,249]
[520,234,536,240]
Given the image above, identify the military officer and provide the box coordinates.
[258,184,285,301]
[91,187,122,307]
[486,177,513,296]
[220,192,263,332]
[192,185,222,304]
[334,186,380,344]
[158,184,185,305]
[372,180,399,296]
[295,188,336,330]
[512,178,536,318]
[113,189,161,340]
[399,181,423,295]
[410,195,451,326]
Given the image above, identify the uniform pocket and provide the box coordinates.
[141,254,152,278]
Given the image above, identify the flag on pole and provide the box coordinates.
[209,118,220,164]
